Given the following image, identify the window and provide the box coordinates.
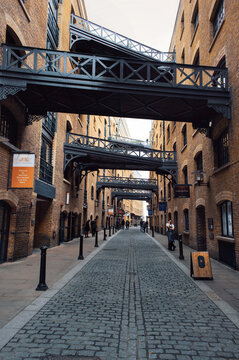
[192,3,199,38]
[91,186,94,200]
[41,136,52,165]
[214,129,229,168]
[184,209,189,231]
[221,201,233,237]
[47,0,59,49]
[183,166,188,184]
[213,0,225,38]
[193,50,200,80]
[213,56,226,88]
[182,124,187,147]
[168,183,171,200]
[0,106,18,146]
[173,142,176,153]
[40,135,53,184]
[43,112,57,136]
[167,124,170,142]
[195,151,203,171]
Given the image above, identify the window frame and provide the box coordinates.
[221,201,233,238]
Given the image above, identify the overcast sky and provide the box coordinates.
[84,0,180,142]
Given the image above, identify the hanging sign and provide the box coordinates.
[190,251,213,280]
[11,154,35,188]
[174,184,190,198]
[108,208,114,215]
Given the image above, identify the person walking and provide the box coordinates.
[121,219,125,229]
[126,219,129,229]
[166,219,176,251]
[84,220,90,238]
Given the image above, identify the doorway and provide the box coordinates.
[0,201,11,263]
[196,206,207,251]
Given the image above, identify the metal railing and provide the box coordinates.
[108,135,152,148]
[97,176,157,186]
[66,133,176,162]
[70,14,175,63]
[1,45,229,92]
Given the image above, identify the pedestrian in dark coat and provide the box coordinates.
[85,220,90,238]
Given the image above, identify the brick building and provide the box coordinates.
[0,0,143,263]
[151,0,239,270]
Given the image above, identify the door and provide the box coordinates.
[196,206,207,251]
[0,201,11,263]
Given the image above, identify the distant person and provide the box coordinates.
[126,219,129,229]
[91,218,97,236]
[84,220,90,238]
[145,220,148,233]
[166,219,176,251]
[121,219,125,229]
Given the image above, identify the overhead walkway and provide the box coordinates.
[70,15,175,62]
[96,176,158,192]
[111,189,153,201]
[0,44,231,127]
[64,133,177,182]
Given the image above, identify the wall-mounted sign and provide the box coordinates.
[158,201,167,212]
[11,154,35,188]
[148,209,152,216]
[174,184,190,198]
[108,208,114,215]
[118,209,125,215]
[208,218,214,230]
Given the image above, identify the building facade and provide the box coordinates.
[0,0,143,263]
[151,0,239,270]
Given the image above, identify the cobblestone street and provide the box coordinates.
[0,228,239,360]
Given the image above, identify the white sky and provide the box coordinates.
[84,0,180,142]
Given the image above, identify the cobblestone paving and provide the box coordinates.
[1,229,239,360]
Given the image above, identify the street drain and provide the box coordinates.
[41,356,101,360]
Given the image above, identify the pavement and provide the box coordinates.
[0,227,238,359]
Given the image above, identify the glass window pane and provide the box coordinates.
[227,201,233,237]
[221,203,227,236]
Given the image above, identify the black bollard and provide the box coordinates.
[178,233,184,260]
[104,228,107,240]
[95,231,99,247]
[152,227,154,237]
[113,226,115,234]
[78,235,84,260]
[36,246,48,291]
[109,226,111,237]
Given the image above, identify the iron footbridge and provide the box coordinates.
[64,133,177,182]
[96,176,158,192]
[70,15,175,62]
[112,189,153,201]
[0,45,230,127]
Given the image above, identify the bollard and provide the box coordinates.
[113,226,115,234]
[95,231,99,247]
[178,233,184,260]
[78,235,84,260]
[152,227,154,237]
[36,246,48,291]
[104,227,107,240]
[109,226,111,237]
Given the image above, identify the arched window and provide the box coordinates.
[183,165,188,184]
[221,201,233,237]
[0,106,18,146]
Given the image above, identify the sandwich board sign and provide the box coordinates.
[190,251,213,280]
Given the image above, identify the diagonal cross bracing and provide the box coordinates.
[64,133,177,182]
[70,15,175,62]
[96,176,158,192]
[0,45,231,127]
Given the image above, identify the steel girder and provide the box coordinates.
[0,45,231,127]
[64,133,177,182]
[96,176,158,192]
[70,15,175,62]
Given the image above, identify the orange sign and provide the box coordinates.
[11,154,35,188]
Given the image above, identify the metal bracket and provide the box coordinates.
[0,85,26,101]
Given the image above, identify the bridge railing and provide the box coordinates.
[1,45,229,92]
[66,133,176,162]
[70,14,175,63]
[97,176,157,186]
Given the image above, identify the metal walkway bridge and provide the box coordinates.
[70,15,175,62]
[112,189,153,201]
[64,133,177,181]
[0,44,230,127]
[96,176,158,192]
